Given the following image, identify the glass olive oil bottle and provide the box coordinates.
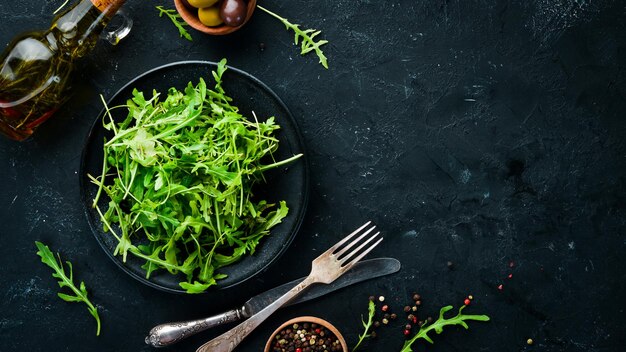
[0,0,127,141]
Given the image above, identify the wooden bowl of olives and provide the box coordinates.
[174,0,256,35]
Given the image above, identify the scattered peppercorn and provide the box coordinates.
[447,261,454,269]
[403,329,411,336]
[382,318,389,325]
[403,305,411,313]
[498,284,503,290]
[373,321,380,328]
[407,314,415,322]
[370,331,377,338]
[464,298,471,306]
[527,338,534,345]
[381,304,389,312]
[412,293,421,301]
[509,261,515,268]
[427,316,433,323]
[412,305,418,311]
[383,313,390,320]
[378,296,385,302]
[405,324,412,330]
[468,295,473,300]
[508,273,513,279]
[390,313,397,320]
[368,295,376,302]
[415,300,421,306]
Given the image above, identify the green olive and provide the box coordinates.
[198,6,223,27]
[187,0,219,9]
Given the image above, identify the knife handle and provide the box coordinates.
[195,276,316,352]
[145,309,243,347]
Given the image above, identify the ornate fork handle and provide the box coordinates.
[195,275,317,352]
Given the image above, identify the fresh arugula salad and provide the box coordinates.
[89,59,302,293]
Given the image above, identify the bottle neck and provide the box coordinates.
[49,0,126,57]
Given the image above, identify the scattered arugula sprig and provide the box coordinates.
[400,305,490,352]
[257,5,329,69]
[352,300,376,351]
[154,4,329,68]
[156,6,193,41]
[89,59,301,293]
[35,241,101,336]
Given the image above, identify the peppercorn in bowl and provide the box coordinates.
[265,316,348,352]
[174,0,256,35]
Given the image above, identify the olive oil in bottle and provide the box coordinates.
[0,0,128,141]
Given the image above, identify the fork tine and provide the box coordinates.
[340,233,382,267]
[333,224,376,258]
[329,221,372,252]
[338,230,379,261]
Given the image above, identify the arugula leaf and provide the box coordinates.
[400,305,490,352]
[257,5,329,69]
[35,241,101,336]
[352,300,376,351]
[90,58,302,293]
[179,281,214,294]
[156,6,193,41]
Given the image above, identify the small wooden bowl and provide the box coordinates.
[264,316,348,352]
[174,0,257,35]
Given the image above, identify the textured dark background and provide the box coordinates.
[1,0,625,351]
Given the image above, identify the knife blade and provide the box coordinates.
[243,257,400,316]
[145,257,401,347]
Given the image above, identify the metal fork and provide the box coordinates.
[195,221,382,352]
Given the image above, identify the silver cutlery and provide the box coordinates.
[145,257,400,347]
[194,221,383,352]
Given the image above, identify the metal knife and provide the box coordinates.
[145,257,401,347]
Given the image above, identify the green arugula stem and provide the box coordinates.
[91,145,108,208]
[156,6,193,41]
[35,242,101,336]
[257,5,329,69]
[53,0,70,14]
[400,305,490,352]
[352,300,376,351]
[258,153,303,172]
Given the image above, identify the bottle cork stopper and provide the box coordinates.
[90,0,125,16]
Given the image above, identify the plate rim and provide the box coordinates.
[79,60,310,294]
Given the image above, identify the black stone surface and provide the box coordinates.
[1,1,625,351]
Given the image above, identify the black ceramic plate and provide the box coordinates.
[80,61,309,294]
